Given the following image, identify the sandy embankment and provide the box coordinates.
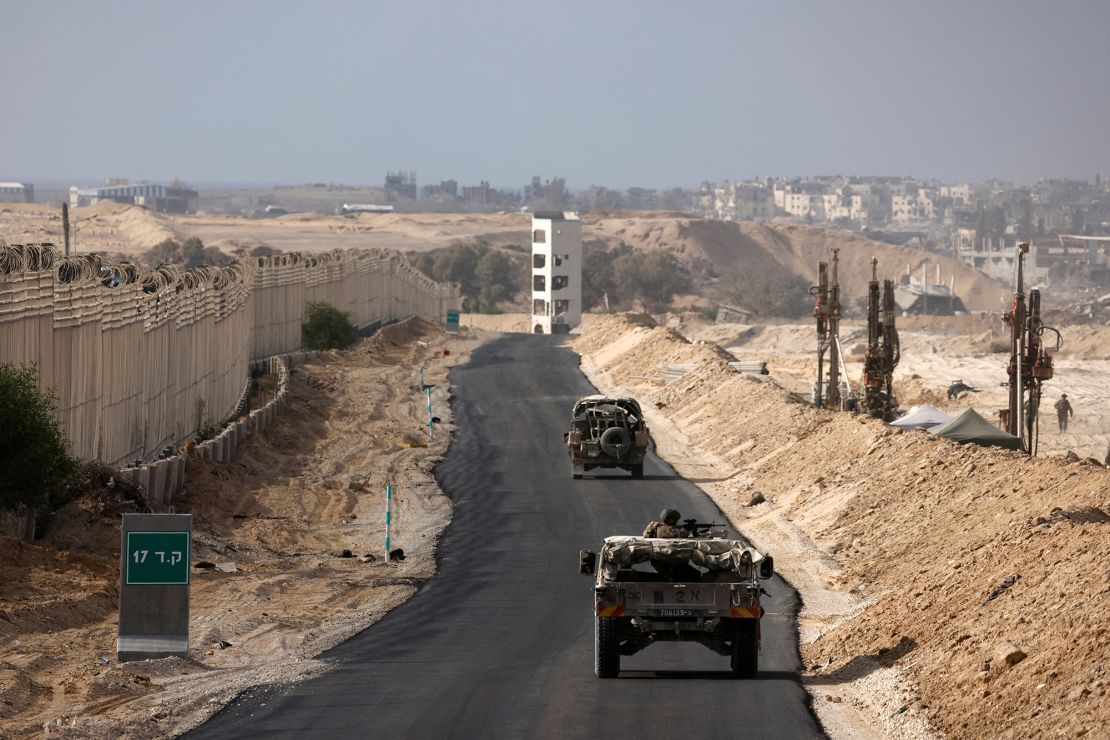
[0,319,488,738]
[574,314,1109,740]
[680,314,1110,463]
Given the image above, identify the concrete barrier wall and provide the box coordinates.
[1,246,254,466]
[117,356,292,507]
[1,239,461,540]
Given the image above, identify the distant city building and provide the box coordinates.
[525,176,569,210]
[939,184,973,207]
[952,230,1049,284]
[891,192,935,224]
[384,171,417,200]
[1045,235,1110,272]
[69,181,197,213]
[461,180,493,206]
[0,182,34,203]
[625,187,658,210]
[699,180,774,221]
[459,180,519,208]
[530,211,582,334]
[421,179,458,202]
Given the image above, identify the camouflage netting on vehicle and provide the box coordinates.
[599,536,765,581]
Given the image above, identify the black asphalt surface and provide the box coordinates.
[188,335,823,739]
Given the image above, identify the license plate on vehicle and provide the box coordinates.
[650,588,714,606]
[656,608,693,617]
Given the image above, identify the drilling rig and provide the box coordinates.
[1002,242,1061,454]
[812,249,842,409]
[860,257,900,420]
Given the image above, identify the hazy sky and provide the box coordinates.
[3,0,1109,189]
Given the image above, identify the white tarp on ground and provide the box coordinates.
[890,403,954,430]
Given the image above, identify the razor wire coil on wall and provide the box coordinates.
[0,240,459,468]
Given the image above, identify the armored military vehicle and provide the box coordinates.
[579,524,773,678]
[564,395,650,479]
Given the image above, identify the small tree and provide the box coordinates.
[612,250,691,312]
[581,246,620,310]
[474,250,512,311]
[0,364,77,513]
[146,238,182,265]
[412,242,527,312]
[302,302,356,350]
[180,237,205,267]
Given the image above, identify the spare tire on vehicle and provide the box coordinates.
[599,426,632,458]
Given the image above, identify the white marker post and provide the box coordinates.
[426,386,434,440]
[385,482,393,562]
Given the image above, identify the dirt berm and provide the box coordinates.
[575,314,1109,740]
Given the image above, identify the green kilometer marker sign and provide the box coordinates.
[446,310,460,334]
[125,531,191,585]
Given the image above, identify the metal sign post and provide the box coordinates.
[118,513,192,661]
[426,387,434,440]
[385,483,393,562]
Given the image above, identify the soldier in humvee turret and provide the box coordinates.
[642,508,685,538]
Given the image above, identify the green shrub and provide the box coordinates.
[302,302,356,350]
[0,364,77,514]
[612,250,692,312]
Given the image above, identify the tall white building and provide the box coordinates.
[530,211,582,334]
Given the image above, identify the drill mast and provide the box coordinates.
[812,249,842,409]
[861,257,900,420]
[1002,242,1060,454]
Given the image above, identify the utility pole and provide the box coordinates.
[62,202,71,257]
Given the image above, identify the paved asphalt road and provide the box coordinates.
[189,335,823,739]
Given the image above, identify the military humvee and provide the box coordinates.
[579,526,773,678]
[564,395,650,479]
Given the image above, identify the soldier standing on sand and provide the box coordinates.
[1054,394,1074,432]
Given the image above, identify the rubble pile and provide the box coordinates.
[576,313,1109,739]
